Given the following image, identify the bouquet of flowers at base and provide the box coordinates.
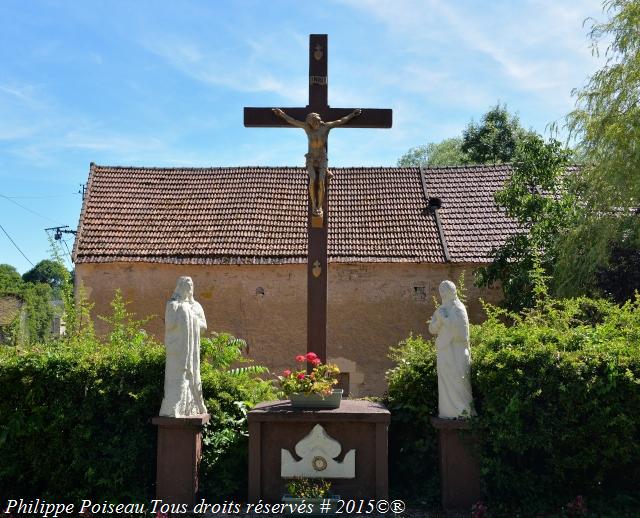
[278,352,340,397]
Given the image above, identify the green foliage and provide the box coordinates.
[47,240,94,344]
[595,244,640,302]
[201,332,248,368]
[473,296,640,515]
[0,292,276,501]
[0,263,22,292]
[21,282,54,344]
[385,296,640,515]
[285,478,332,498]
[22,259,70,292]
[385,334,440,504]
[462,103,534,164]
[0,262,55,344]
[0,302,24,346]
[0,333,163,500]
[398,103,535,170]
[199,336,276,500]
[397,138,468,167]
[98,289,153,348]
[559,0,640,295]
[475,133,575,311]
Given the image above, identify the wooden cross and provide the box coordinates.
[244,34,392,363]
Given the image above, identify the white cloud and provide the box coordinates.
[141,35,308,103]
[0,83,46,109]
[338,0,603,107]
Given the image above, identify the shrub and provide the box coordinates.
[385,296,640,515]
[0,336,164,501]
[385,334,440,504]
[199,333,275,500]
[0,295,275,501]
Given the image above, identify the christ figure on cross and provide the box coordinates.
[272,107,362,216]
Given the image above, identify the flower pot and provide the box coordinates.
[281,495,341,516]
[289,389,343,409]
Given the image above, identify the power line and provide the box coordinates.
[2,194,77,199]
[0,194,63,225]
[60,238,73,265]
[0,223,34,266]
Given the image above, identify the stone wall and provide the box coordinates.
[75,262,501,396]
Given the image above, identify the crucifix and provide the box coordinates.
[244,34,392,363]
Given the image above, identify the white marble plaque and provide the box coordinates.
[281,424,355,478]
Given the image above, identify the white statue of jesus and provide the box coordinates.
[159,276,208,417]
[428,280,474,419]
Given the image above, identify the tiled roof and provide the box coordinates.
[73,164,519,265]
[0,296,24,326]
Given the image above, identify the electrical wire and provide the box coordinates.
[0,194,64,225]
[0,223,34,266]
[2,194,77,199]
[60,238,74,265]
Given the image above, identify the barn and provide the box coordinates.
[73,163,514,395]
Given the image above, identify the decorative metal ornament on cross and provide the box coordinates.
[244,34,392,364]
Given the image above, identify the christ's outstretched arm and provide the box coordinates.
[324,108,362,128]
[272,108,306,128]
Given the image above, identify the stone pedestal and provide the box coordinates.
[248,399,390,502]
[152,414,210,505]
[431,417,481,510]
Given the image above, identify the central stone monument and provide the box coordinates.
[244,33,392,365]
[244,34,392,502]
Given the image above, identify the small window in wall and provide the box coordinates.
[413,286,427,302]
[255,287,265,297]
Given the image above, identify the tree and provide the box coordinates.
[22,259,70,292]
[399,104,533,168]
[397,138,468,167]
[595,244,640,302]
[557,0,640,296]
[475,133,575,311]
[0,264,23,293]
[0,262,54,343]
[462,103,533,164]
[21,282,53,342]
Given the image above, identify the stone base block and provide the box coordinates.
[248,399,390,502]
[431,417,481,510]
[152,414,210,506]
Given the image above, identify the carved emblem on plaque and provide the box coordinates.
[313,44,323,61]
[312,455,328,471]
[281,424,355,478]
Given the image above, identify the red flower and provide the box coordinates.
[306,352,318,361]
[295,355,305,362]
[283,369,292,377]
[311,358,321,367]
[297,373,306,380]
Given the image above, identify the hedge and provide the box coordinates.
[386,296,640,516]
[0,307,275,501]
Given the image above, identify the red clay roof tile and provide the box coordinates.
[73,164,519,265]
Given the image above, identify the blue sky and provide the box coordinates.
[0,0,605,274]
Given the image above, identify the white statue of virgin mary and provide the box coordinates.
[159,276,208,417]
[428,280,474,419]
